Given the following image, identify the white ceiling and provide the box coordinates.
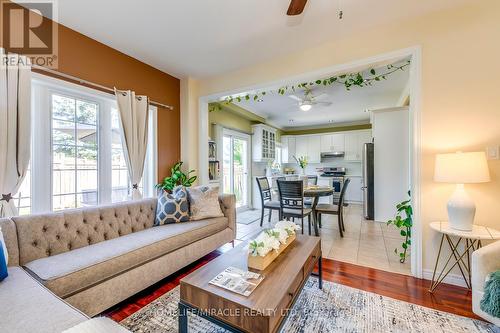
[39,0,473,78]
[234,61,410,129]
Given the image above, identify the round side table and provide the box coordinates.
[428,221,500,293]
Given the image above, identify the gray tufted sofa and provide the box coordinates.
[0,194,236,332]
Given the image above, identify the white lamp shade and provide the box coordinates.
[434,151,490,184]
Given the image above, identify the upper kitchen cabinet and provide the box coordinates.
[281,136,296,163]
[294,135,321,163]
[344,130,372,161]
[295,135,308,159]
[307,135,321,163]
[252,124,277,162]
[320,133,345,153]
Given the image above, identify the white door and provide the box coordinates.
[222,130,251,211]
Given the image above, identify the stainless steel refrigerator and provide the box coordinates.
[362,143,374,220]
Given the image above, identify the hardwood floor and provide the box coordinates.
[105,245,477,323]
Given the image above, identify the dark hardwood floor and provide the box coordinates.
[105,245,477,323]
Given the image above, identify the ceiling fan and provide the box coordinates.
[287,0,308,16]
[289,88,332,111]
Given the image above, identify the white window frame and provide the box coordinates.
[30,73,157,213]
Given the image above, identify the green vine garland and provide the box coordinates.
[209,60,410,112]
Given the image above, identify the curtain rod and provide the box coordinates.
[32,65,174,110]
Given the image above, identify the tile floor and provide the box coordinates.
[236,204,411,275]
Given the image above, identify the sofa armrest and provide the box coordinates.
[472,240,500,293]
[0,218,19,266]
[219,194,236,238]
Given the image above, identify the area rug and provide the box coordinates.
[119,278,498,333]
[236,209,268,225]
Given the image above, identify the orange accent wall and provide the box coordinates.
[1,5,180,182]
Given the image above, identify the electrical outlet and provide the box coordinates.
[486,146,499,160]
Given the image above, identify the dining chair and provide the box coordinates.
[304,175,318,206]
[315,178,351,237]
[277,180,313,235]
[256,177,281,226]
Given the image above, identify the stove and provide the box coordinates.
[320,167,346,178]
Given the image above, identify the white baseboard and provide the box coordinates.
[422,269,468,288]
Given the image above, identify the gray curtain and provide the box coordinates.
[0,49,31,217]
[114,88,149,200]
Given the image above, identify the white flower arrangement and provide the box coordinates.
[274,220,301,236]
[249,220,301,257]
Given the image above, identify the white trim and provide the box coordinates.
[29,74,159,211]
[198,46,423,278]
[422,269,468,288]
[222,129,252,211]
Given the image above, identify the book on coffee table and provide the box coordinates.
[209,266,264,296]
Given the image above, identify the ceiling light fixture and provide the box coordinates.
[257,99,264,102]
[299,102,312,112]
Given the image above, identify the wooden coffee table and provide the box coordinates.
[179,234,322,333]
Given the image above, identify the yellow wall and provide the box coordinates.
[209,108,254,137]
[185,0,500,275]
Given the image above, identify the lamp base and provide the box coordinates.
[447,184,475,231]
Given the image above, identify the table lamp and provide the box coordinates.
[434,151,490,231]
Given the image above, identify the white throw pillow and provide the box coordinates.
[187,186,224,221]
[0,229,8,265]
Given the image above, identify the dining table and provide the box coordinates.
[303,186,334,236]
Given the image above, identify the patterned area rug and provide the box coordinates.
[120,278,497,333]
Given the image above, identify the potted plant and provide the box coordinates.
[387,191,412,263]
[293,155,308,175]
[155,161,197,193]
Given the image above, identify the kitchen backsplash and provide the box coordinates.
[252,160,362,177]
[283,160,362,176]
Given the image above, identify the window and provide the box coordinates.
[16,74,157,214]
[52,94,99,210]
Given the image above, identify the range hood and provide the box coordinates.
[321,151,345,159]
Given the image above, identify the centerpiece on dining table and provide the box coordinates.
[248,220,301,270]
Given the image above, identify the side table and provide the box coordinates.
[428,221,500,293]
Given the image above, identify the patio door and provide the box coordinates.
[222,130,250,211]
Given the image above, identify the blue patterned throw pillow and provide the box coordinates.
[155,186,190,225]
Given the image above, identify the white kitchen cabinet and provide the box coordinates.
[307,135,321,163]
[344,130,372,161]
[345,176,363,203]
[281,136,296,163]
[320,133,345,152]
[252,124,276,162]
[295,136,308,160]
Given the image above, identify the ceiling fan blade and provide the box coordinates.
[287,0,308,16]
[314,101,333,106]
[288,95,303,102]
[313,93,329,101]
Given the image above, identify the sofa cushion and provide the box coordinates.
[0,267,87,333]
[155,186,189,225]
[13,198,157,265]
[188,186,224,220]
[25,217,229,297]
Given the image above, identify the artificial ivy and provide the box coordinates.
[209,60,411,112]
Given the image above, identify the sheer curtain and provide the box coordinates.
[0,49,31,217]
[114,88,149,200]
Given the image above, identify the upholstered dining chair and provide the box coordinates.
[304,175,318,206]
[256,177,281,226]
[277,180,313,235]
[315,178,351,237]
